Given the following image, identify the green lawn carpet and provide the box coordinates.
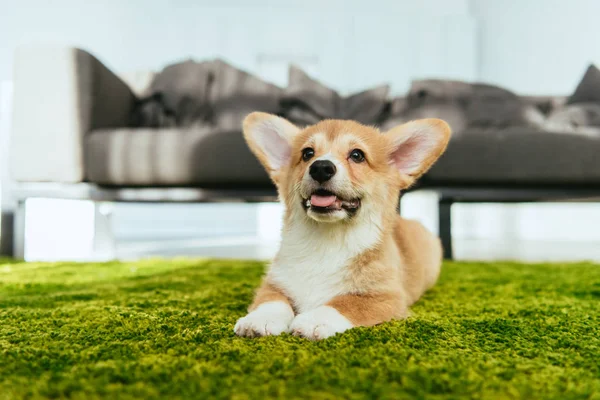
[0,258,599,400]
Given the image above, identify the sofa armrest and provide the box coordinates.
[10,45,137,183]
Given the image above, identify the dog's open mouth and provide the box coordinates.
[302,189,361,214]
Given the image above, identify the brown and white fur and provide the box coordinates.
[234,113,451,340]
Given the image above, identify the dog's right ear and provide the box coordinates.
[243,112,300,182]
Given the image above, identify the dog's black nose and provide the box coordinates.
[309,160,336,183]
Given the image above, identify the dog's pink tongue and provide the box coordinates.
[310,194,337,207]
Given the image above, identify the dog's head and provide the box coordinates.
[243,113,451,224]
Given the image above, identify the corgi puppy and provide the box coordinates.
[235,113,451,340]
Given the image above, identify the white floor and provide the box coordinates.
[115,236,600,263]
[117,236,279,261]
[454,238,600,262]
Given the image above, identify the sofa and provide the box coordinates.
[4,45,600,260]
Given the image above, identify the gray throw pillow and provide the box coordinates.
[545,102,600,135]
[567,64,600,105]
[379,97,408,131]
[342,85,391,122]
[129,93,177,128]
[394,79,534,133]
[149,59,215,127]
[209,59,283,131]
[131,59,283,129]
[281,66,389,125]
[467,83,531,128]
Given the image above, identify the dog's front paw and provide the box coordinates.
[234,301,294,338]
[290,306,354,340]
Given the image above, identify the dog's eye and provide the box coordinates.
[349,149,365,163]
[302,148,315,161]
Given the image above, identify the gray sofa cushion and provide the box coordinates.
[281,66,389,125]
[567,64,600,104]
[85,127,270,187]
[424,128,600,185]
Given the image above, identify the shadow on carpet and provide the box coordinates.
[0,258,599,399]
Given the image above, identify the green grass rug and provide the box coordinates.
[1,258,599,399]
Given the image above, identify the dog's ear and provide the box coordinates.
[243,112,300,182]
[385,119,451,182]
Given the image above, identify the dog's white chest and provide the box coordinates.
[269,221,381,313]
[271,249,349,313]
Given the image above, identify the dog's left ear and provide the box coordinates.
[385,119,451,181]
[243,112,300,182]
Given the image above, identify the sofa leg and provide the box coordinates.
[0,210,14,257]
[12,200,26,260]
[438,199,453,260]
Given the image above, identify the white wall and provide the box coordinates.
[0,82,12,210]
[0,0,476,93]
[470,0,600,95]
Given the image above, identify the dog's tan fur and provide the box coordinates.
[235,113,451,339]
[248,281,291,312]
